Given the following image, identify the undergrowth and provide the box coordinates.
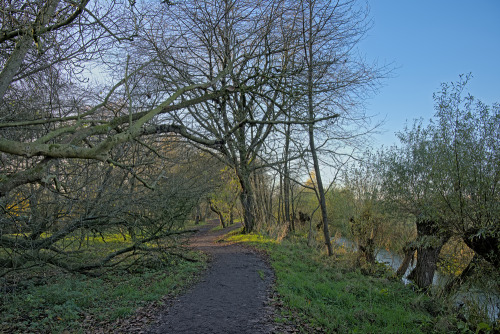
[0,227,208,333]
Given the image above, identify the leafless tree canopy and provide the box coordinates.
[0,0,382,273]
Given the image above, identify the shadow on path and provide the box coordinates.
[147,220,275,334]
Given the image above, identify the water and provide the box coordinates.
[332,237,435,282]
[332,236,499,321]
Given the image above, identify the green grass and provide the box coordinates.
[210,220,241,232]
[225,233,466,334]
[0,247,208,333]
[210,224,225,232]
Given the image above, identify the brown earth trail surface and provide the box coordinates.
[146,220,277,334]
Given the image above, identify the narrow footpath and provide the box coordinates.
[146,220,276,334]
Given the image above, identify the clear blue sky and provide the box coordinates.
[358,0,500,148]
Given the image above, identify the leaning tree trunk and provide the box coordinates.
[0,0,61,100]
[209,201,226,228]
[463,226,500,268]
[407,218,450,289]
[396,243,416,278]
[443,254,479,293]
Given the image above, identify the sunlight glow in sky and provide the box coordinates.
[358,0,500,148]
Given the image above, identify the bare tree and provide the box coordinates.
[0,1,239,198]
[293,0,381,255]
[0,135,220,275]
[1,0,385,275]
[0,0,235,275]
[131,0,307,232]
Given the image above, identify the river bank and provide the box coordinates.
[332,236,500,321]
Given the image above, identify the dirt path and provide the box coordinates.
[146,220,276,334]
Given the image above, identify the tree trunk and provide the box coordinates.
[252,172,267,225]
[407,245,442,289]
[359,238,376,264]
[306,3,333,256]
[237,161,256,233]
[240,185,255,233]
[209,201,226,228]
[267,175,275,224]
[195,205,202,225]
[407,218,450,289]
[396,244,416,278]
[0,0,60,100]
[283,122,292,230]
[202,201,210,221]
[463,226,500,268]
[443,254,479,293]
[290,188,296,232]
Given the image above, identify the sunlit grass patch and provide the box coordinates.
[210,224,225,232]
[225,232,277,245]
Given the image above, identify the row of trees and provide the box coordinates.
[263,75,498,295]
[381,75,499,289]
[1,0,496,299]
[331,76,499,290]
[1,0,381,274]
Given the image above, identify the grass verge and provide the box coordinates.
[225,232,472,334]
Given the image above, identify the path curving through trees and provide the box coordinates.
[146,220,276,333]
